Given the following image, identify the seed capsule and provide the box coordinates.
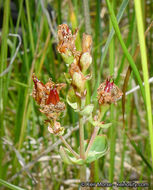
[97,77,123,105]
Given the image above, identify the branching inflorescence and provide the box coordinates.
[32,24,123,177]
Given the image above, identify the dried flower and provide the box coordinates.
[48,121,65,136]
[32,75,46,105]
[32,74,66,120]
[97,77,123,105]
[39,102,65,120]
[57,24,78,56]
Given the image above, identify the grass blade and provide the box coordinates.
[0,179,25,190]
[0,0,10,178]
[109,0,116,182]
[134,0,153,168]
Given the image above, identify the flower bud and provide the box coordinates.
[80,52,92,72]
[72,72,85,92]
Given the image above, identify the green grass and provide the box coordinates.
[0,179,25,190]
[0,0,10,179]
[108,0,115,183]
[134,0,153,169]
[0,0,153,189]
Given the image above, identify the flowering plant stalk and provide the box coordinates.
[32,24,122,186]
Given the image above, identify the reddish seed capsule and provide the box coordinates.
[46,87,60,105]
[104,79,114,92]
[97,77,123,105]
[32,75,45,89]
[32,75,39,88]
[32,74,66,120]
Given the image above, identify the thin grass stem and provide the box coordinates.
[134,0,153,168]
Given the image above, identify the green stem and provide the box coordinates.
[79,98,86,159]
[83,0,91,34]
[59,136,80,159]
[79,113,85,159]
[79,98,86,184]
[80,165,86,182]
[134,0,153,169]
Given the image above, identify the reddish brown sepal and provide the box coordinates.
[46,87,60,105]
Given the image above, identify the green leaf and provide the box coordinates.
[79,104,94,116]
[88,116,98,126]
[59,146,72,164]
[88,115,111,129]
[0,179,25,190]
[86,135,108,163]
[66,88,78,110]
[98,123,112,129]
[60,136,108,165]
[59,146,84,165]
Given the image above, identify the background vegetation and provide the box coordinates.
[0,0,153,189]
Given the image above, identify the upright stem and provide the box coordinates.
[79,98,86,184]
[80,165,86,182]
[79,97,86,159]
[79,113,85,159]
[83,0,91,34]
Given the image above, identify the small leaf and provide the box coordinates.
[79,104,94,116]
[86,135,108,163]
[88,116,100,127]
[98,123,112,129]
[60,136,108,165]
[59,146,72,164]
[66,88,78,110]
[88,116,111,129]
[64,148,84,165]
[59,147,84,165]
